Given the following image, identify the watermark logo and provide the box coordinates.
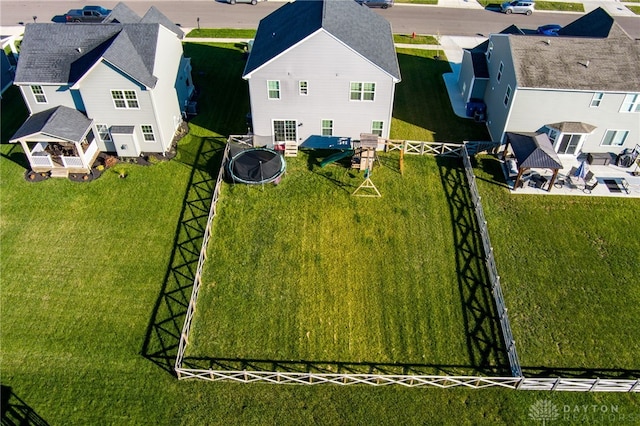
[529,399,560,425]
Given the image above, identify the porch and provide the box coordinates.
[10,106,98,177]
[28,140,100,176]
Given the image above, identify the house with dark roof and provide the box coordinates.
[242,0,400,149]
[10,3,194,177]
[457,8,640,158]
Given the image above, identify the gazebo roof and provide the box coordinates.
[507,132,563,170]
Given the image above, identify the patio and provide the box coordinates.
[502,157,640,197]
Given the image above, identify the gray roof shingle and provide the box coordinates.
[15,5,181,88]
[509,24,640,92]
[11,106,92,143]
[508,9,640,92]
[244,0,400,81]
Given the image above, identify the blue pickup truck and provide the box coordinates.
[64,6,111,23]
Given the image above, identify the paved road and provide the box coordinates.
[1,0,639,38]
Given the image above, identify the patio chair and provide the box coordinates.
[583,171,595,183]
[565,166,579,187]
[582,179,599,194]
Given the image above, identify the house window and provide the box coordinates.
[556,134,582,155]
[620,93,640,112]
[601,130,629,146]
[273,120,296,142]
[497,62,504,82]
[111,90,139,109]
[96,124,112,142]
[267,80,280,100]
[590,92,603,107]
[547,127,558,144]
[503,85,512,107]
[31,85,47,103]
[141,125,155,142]
[486,41,493,62]
[371,121,384,137]
[299,81,308,96]
[350,82,375,101]
[321,120,333,136]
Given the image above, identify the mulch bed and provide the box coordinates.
[24,170,51,183]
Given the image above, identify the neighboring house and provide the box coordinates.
[242,0,401,149]
[10,3,194,176]
[1,50,15,95]
[457,8,640,158]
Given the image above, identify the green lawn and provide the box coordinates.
[474,156,640,374]
[186,28,257,38]
[1,42,639,425]
[187,152,504,375]
[534,0,585,11]
[627,4,640,14]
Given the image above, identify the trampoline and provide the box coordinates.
[227,145,286,185]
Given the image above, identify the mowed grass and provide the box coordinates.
[188,154,479,373]
[1,42,639,425]
[474,156,640,373]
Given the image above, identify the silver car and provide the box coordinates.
[501,0,535,15]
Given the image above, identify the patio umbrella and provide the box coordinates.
[575,160,589,181]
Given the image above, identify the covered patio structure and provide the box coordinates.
[503,132,563,192]
[10,106,99,178]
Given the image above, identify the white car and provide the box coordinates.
[501,0,535,15]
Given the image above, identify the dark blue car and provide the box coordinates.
[537,24,562,36]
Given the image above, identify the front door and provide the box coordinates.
[273,120,297,146]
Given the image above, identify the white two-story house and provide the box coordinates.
[10,4,194,177]
[242,0,401,149]
[457,8,640,159]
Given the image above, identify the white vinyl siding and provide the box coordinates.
[111,90,139,109]
[590,92,603,107]
[141,125,155,142]
[620,94,640,112]
[31,85,47,103]
[267,80,280,100]
[350,82,375,101]
[601,130,628,146]
[321,119,333,136]
[299,81,308,96]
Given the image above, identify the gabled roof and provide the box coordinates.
[14,5,182,88]
[10,106,92,143]
[140,6,184,39]
[14,23,159,88]
[507,132,563,170]
[243,0,400,81]
[104,2,141,24]
[506,8,640,92]
[105,3,184,38]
